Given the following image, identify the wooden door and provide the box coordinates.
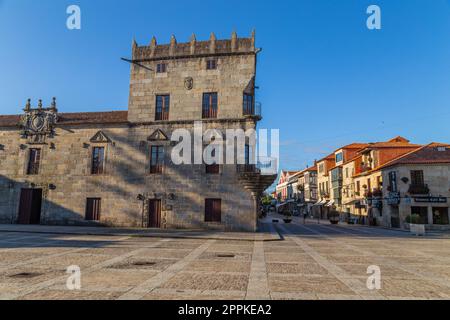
[148,200,161,228]
[18,189,42,225]
[29,189,42,224]
[205,199,221,222]
[85,198,102,221]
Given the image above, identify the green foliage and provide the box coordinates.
[261,194,273,206]
[405,214,421,224]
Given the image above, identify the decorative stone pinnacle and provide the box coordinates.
[251,29,256,49]
[24,99,31,112]
[210,32,216,41]
[190,33,196,42]
[170,34,177,45]
[231,31,238,52]
[51,97,57,111]
[150,36,157,47]
[38,99,43,110]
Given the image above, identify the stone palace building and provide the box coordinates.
[0,31,276,231]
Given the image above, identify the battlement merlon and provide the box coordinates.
[131,31,258,61]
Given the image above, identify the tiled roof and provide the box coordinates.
[340,143,369,150]
[0,111,128,127]
[0,115,21,127]
[358,136,420,151]
[380,143,450,168]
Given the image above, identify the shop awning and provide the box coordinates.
[325,200,335,207]
[313,199,327,206]
[343,199,361,206]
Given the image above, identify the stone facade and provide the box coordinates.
[0,32,276,232]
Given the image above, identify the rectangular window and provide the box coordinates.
[156,63,167,73]
[318,163,324,173]
[85,198,101,221]
[206,149,219,174]
[356,181,361,193]
[411,170,424,185]
[155,95,170,121]
[335,152,343,163]
[91,147,105,175]
[243,93,254,115]
[388,171,397,192]
[205,199,221,222]
[206,164,220,174]
[202,92,218,119]
[206,59,217,70]
[27,148,41,175]
[150,146,164,174]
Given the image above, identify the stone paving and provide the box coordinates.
[1,220,450,300]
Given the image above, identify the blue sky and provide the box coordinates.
[1,0,450,173]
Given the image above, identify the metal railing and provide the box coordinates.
[236,157,278,176]
[243,102,262,118]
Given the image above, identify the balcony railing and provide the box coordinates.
[155,111,169,121]
[408,184,430,195]
[202,107,218,119]
[365,188,382,199]
[236,157,278,176]
[243,102,262,118]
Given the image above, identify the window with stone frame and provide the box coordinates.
[206,59,217,70]
[155,95,170,121]
[243,93,254,115]
[91,147,105,175]
[27,148,41,175]
[202,92,218,119]
[410,170,425,186]
[156,63,167,73]
[150,146,164,174]
[205,149,219,174]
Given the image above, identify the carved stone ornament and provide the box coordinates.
[90,131,112,143]
[184,77,194,90]
[148,129,169,141]
[20,98,58,144]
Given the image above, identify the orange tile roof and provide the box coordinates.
[380,143,450,168]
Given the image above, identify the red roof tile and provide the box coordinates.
[380,143,450,168]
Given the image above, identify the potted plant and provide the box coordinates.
[329,210,340,225]
[406,214,425,236]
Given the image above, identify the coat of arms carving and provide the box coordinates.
[184,77,194,90]
[20,98,58,144]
